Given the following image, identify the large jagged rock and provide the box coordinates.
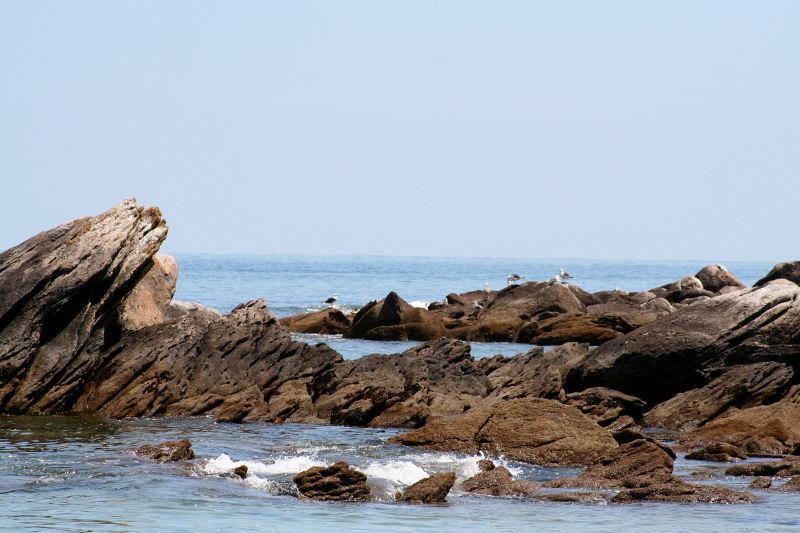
[313,338,490,428]
[293,462,371,502]
[345,292,445,341]
[566,281,800,407]
[460,461,540,497]
[279,308,351,335]
[0,199,168,414]
[643,362,793,431]
[678,403,800,456]
[387,398,618,467]
[134,438,195,463]
[74,299,342,422]
[755,261,800,287]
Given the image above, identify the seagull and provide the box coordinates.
[507,273,524,286]
[323,293,338,307]
[546,275,561,287]
[472,300,482,311]
[559,268,574,281]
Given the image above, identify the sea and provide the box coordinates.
[3,255,798,533]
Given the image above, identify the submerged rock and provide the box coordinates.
[612,478,756,504]
[387,398,618,467]
[293,462,371,502]
[460,464,540,497]
[134,438,195,463]
[685,442,748,463]
[396,472,456,503]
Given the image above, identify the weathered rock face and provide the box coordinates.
[611,479,756,504]
[74,299,343,423]
[0,199,168,414]
[134,438,195,463]
[293,462,371,502]
[278,308,351,335]
[678,403,800,456]
[755,261,800,287]
[725,457,800,478]
[396,472,456,503]
[566,281,800,407]
[345,292,445,341]
[387,398,618,467]
[166,301,222,321]
[695,264,746,293]
[685,442,748,462]
[116,253,178,332]
[313,338,490,428]
[460,463,540,497]
[565,387,647,428]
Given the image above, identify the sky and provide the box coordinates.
[1,1,798,261]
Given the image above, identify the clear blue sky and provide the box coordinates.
[1,1,798,261]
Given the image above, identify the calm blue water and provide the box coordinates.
[2,255,789,532]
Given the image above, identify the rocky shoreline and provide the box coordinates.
[3,199,800,504]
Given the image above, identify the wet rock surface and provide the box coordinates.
[293,462,371,502]
[396,472,456,503]
[134,438,196,463]
[460,463,540,497]
[685,442,748,462]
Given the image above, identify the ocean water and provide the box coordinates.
[1,255,790,532]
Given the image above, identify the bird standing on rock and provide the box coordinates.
[323,294,338,308]
[559,268,574,281]
[507,273,524,286]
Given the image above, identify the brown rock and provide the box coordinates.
[529,492,608,502]
[612,478,756,503]
[678,403,800,456]
[279,308,351,335]
[166,300,222,321]
[779,476,800,492]
[685,442,748,462]
[134,438,195,463]
[388,398,618,467]
[695,264,745,293]
[293,462,371,502]
[755,261,800,287]
[233,465,248,479]
[725,457,800,478]
[116,253,178,332]
[565,387,646,427]
[750,477,772,489]
[345,292,445,341]
[461,465,540,497]
[396,472,456,503]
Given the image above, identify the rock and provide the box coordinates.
[565,387,646,427]
[0,199,167,414]
[695,264,745,293]
[233,465,248,479]
[566,282,800,407]
[461,465,540,497]
[166,300,222,321]
[612,478,756,503]
[345,292,445,341]
[545,432,675,489]
[477,459,495,472]
[396,472,456,503]
[516,313,639,345]
[643,362,794,431]
[678,403,800,456]
[293,462,371,502]
[134,438,195,462]
[116,253,178,332]
[750,477,772,489]
[313,338,490,428]
[779,476,800,492]
[685,442,748,462]
[279,308,351,335]
[755,261,800,287]
[725,457,800,478]
[73,299,343,423]
[388,398,618,467]
[529,492,608,502]
[480,343,590,405]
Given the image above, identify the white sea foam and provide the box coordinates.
[201,453,325,476]
[362,460,429,486]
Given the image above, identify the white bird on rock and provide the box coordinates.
[472,300,482,311]
[323,294,338,307]
[507,273,524,286]
[559,268,574,281]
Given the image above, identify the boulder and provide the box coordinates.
[0,199,167,414]
[461,464,540,497]
[116,253,178,332]
[345,292,446,341]
[685,442,748,462]
[166,300,222,321]
[134,438,195,462]
[643,362,794,431]
[313,338,490,428]
[387,398,618,467]
[611,478,756,504]
[516,313,637,345]
[755,261,800,287]
[293,462,371,502]
[750,477,772,489]
[678,403,800,456]
[396,472,456,503]
[695,264,745,293]
[565,387,647,427]
[725,457,800,478]
[779,476,800,492]
[566,282,800,407]
[279,308,351,335]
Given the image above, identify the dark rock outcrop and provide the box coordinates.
[611,479,756,504]
[134,438,195,462]
[460,463,540,497]
[685,442,748,462]
[279,308,351,335]
[387,398,618,467]
[565,387,646,427]
[725,457,800,478]
[396,472,456,503]
[345,292,445,341]
[293,462,371,502]
[755,261,800,287]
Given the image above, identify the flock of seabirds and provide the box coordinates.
[321,268,574,312]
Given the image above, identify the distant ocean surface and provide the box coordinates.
[3,255,793,533]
